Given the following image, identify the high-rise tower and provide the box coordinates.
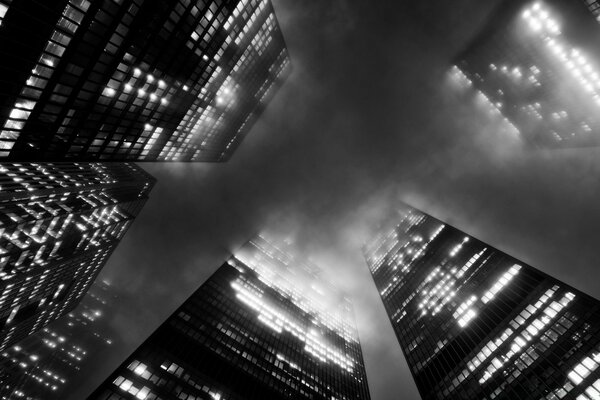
[0,162,153,351]
[451,0,600,148]
[89,235,371,400]
[365,204,600,400]
[0,279,119,399]
[0,0,290,161]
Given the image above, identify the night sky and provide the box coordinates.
[69,1,600,399]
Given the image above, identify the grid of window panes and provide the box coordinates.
[0,163,153,352]
[364,204,600,400]
[0,280,117,400]
[0,0,290,162]
[452,0,600,149]
[88,238,371,400]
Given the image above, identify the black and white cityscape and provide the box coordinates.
[1,1,600,400]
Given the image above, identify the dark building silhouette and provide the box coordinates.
[364,204,600,400]
[0,0,290,161]
[451,0,600,148]
[89,235,371,400]
[0,279,119,399]
[0,162,153,352]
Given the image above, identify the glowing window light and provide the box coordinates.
[454,295,478,327]
[103,87,116,97]
[234,0,268,46]
[449,237,469,257]
[136,387,150,399]
[456,249,486,278]
[117,378,132,391]
[133,363,147,376]
[449,288,561,394]
[482,264,521,303]
[523,3,600,108]
[568,353,600,385]
[478,291,574,384]
[231,279,355,371]
[0,5,8,24]
[458,308,477,327]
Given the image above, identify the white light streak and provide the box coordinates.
[482,264,521,303]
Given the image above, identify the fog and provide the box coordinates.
[70,1,600,399]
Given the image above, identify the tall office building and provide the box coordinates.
[451,0,600,148]
[89,235,371,400]
[0,162,153,352]
[0,279,119,399]
[0,0,290,161]
[364,204,600,400]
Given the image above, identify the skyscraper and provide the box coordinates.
[0,0,290,161]
[0,162,153,352]
[451,0,600,148]
[364,204,600,400]
[0,279,119,399]
[89,235,371,400]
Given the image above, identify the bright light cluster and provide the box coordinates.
[450,287,562,392]
[448,66,521,136]
[563,351,600,400]
[455,249,486,278]
[231,279,355,372]
[449,237,469,257]
[377,222,445,298]
[568,353,600,385]
[523,2,600,108]
[233,238,356,343]
[0,0,87,153]
[113,375,151,400]
[454,296,477,327]
[418,267,458,317]
[478,290,574,384]
[522,3,561,35]
[482,264,521,303]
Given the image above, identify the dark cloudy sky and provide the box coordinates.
[70,1,600,399]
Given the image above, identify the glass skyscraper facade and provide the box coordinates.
[0,279,118,399]
[451,0,600,148]
[89,235,371,400]
[0,0,290,161]
[0,162,153,352]
[364,204,600,400]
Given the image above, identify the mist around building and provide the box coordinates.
[2,1,600,400]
